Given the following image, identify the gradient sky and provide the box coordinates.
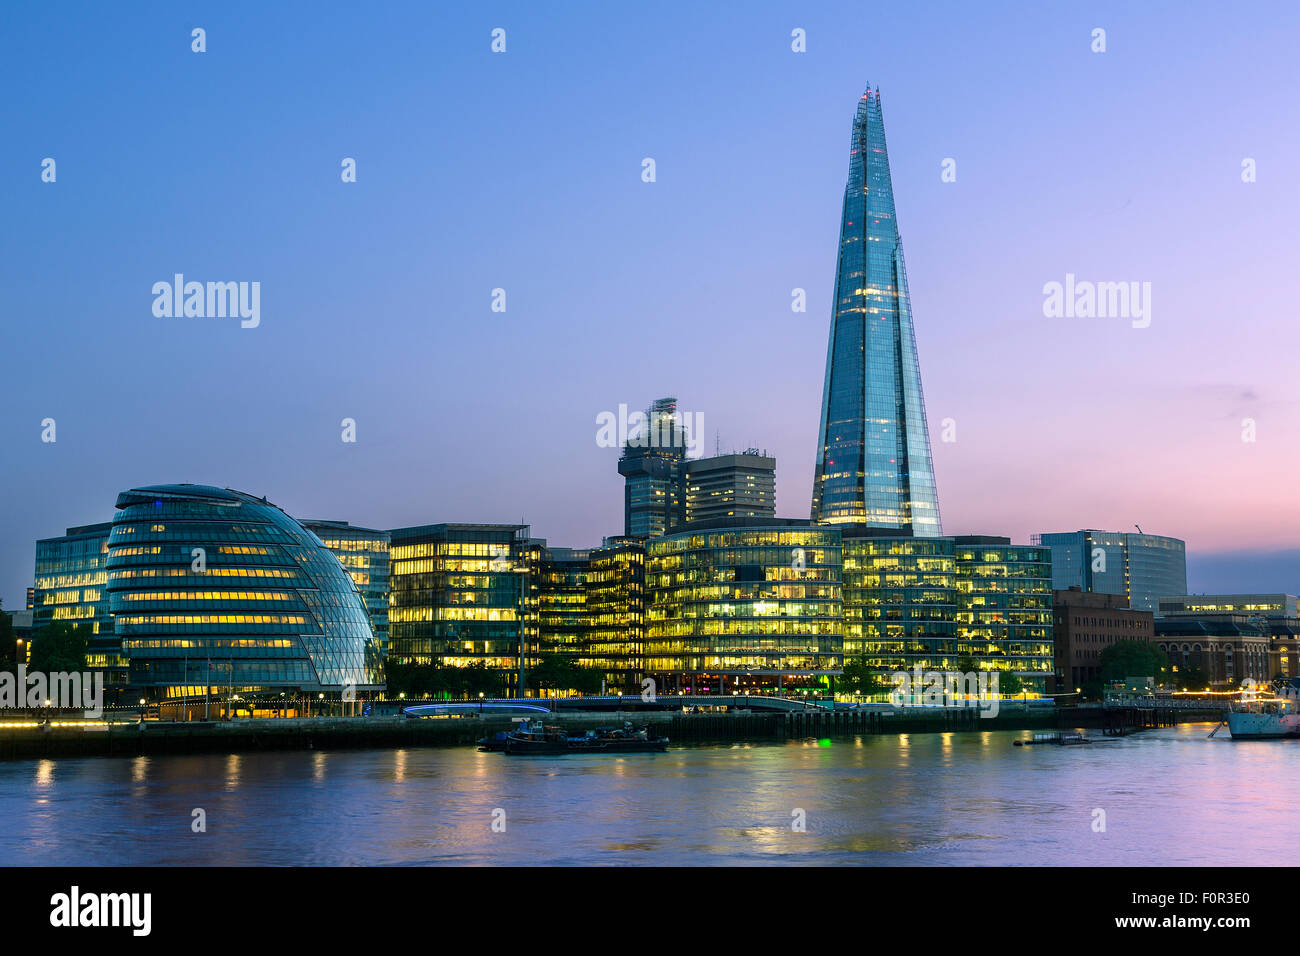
[3,0,1299,610]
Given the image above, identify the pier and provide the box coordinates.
[0,696,1227,759]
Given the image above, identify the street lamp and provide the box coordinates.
[478,691,485,716]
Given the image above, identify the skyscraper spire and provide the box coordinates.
[810,86,942,535]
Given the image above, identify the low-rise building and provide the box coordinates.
[1154,616,1270,688]
[1051,588,1154,693]
[1157,593,1298,620]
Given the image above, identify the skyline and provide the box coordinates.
[5,0,1300,610]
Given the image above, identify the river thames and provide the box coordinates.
[1,723,1292,866]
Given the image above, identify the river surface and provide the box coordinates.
[0,723,1292,865]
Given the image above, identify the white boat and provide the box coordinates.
[1226,681,1300,739]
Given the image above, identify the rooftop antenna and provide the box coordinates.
[1134,524,1143,534]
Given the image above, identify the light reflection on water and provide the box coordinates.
[0,724,1293,866]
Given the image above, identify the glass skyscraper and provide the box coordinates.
[811,86,941,535]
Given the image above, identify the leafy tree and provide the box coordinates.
[836,657,895,698]
[27,622,89,673]
[458,662,508,698]
[0,600,14,667]
[1176,664,1208,691]
[998,671,1024,697]
[527,656,604,695]
[1098,640,1171,686]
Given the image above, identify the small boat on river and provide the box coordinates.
[497,719,668,755]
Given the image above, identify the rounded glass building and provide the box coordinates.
[105,484,384,700]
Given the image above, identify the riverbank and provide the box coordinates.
[0,704,1225,760]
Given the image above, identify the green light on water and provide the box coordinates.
[817,738,832,748]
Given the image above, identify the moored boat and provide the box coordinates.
[477,731,511,752]
[1014,732,1091,747]
[1226,679,1300,739]
[500,719,668,755]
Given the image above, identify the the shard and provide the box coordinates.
[810,85,942,535]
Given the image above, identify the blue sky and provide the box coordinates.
[4,0,1300,607]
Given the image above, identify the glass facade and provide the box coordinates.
[954,538,1054,694]
[842,533,1054,694]
[585,539,646,690]
[387,523,536,684]
[33,522,122,684]
[842,533,956,672]
[646,522,842,692]
[105,485,384,696]
[1035,530,1186,615]
[537,547,592,662]
[535,541,647,692]
[811,86,941,535]
[300,520,390,657]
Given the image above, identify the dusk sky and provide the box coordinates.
[3,0,1299,609]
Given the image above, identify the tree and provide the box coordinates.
[27,622,89,673]
[527,656,604,695]
[998,671,1024,697]
[836,657,895,698]
[1176,664,1208,691]
[0,600,14,667]
[1098,640,1171,686]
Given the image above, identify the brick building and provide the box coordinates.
[1051,587,1155,693]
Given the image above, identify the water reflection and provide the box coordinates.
[0,725,1292,865]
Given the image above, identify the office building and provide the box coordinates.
[617,397,688,537]
[645,519,842,693]
[1157,593,1298,620]
[1033,530,1186,615]
[842,531,956,673]
[810,86,941,535]
[301,520,391,657]
[6,608,34,664]
[585,538,647,692]
[682,451,775,526]
[953,536,1054,695]
[387,523,537,692]
[32,521,122,685]
[536,545,593,664]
